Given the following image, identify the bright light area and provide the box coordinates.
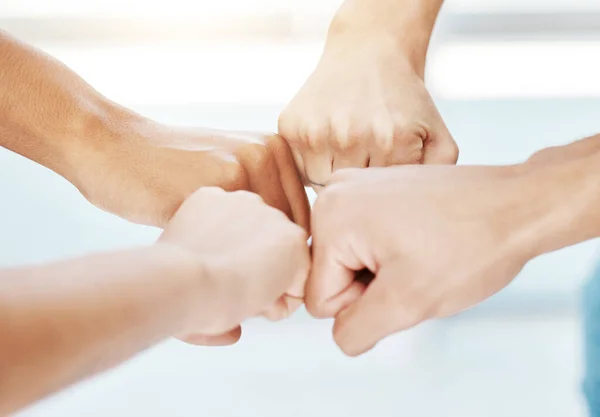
[37,39,600,106]
[42,42,323,105]
[428,40,600,99]
[0,0,343,18]
[3,0,600,18]
[444,0,600,13]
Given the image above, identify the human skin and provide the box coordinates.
[0,31,309,230]
[0,31,310,335]
[307,135,600,356]
[279,0,456,190]
[0,187,310,415]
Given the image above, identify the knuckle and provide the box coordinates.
[331,330,359,357]
[305,298,332,319]
[238,142,272,171]
[440,140,460,164]
[277,109,295,134]
[305,124,330,149]
[333,129,361,151]
[219,160,249,191]
[372,130,395,153]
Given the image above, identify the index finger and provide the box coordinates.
[305,230,369,319]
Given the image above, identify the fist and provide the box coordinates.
[308,166,534,356]
[77,121,310,230]
[278,35,458,190]
[160,188,310,345]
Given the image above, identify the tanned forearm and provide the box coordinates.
[0,244,206,415]
[328,0,445,76]
[0,30,142,188]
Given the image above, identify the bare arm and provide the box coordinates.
[0,188,310,414]
[0,245,204,415]
[0,30,310,229]
[330,0,445,76]
[0,30,129,186]
[306,136,600,355]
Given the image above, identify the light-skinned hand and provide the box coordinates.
[160,187,310,346]
[278,33,457,190]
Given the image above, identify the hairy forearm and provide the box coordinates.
[0,243,204,415]
[329,0,445,75]
[515,137,600,258]
[0,31,141,186]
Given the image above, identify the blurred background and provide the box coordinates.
[1,0,600,415]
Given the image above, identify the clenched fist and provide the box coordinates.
[279,33,457,189]
[73,119,310,230]
[160,187,310,345]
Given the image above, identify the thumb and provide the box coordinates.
[305,240,367,319]
[332,264,422,356]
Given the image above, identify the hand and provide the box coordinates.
[308,165,543,356]
[278,33,457,190]
[72,117,310,230]
[160,187,310,345]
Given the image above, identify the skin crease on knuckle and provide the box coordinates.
[218,159,250,193]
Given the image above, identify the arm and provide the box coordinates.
[307,135,600,355]
[0,31,125,184]
[0,30,310,229]
[330,0,445,76]
[0,188,310,414]
[0,245,206,415]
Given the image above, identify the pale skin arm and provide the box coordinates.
[307,137,600,355]
[0,187,311,414]
[330,0,445,76]
[0,244,207,415]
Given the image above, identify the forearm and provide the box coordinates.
[515,138,600,258]
[0,243,205,415]
[329,0,445,76]
[0,31,142,185]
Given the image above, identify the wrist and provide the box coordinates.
[150,242,213,335]
[61,100,152,194]
[508,152,600,259]
[328,0,442,76]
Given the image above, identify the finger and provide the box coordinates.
[266,135,311,232]
[262,297,290,321]
[286,249,310,299]
[284,295,304,316]
[303,148,333,188]
[179,326,242,346]
[332,147,369,171]
[367,118,394,167]
[287,142,310,185]
[373,130,424,167]
[236,144,294,222]
[367,148,387,167]
[422,125,458,165]
[306,235,366,319]
[333,265,423,356]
